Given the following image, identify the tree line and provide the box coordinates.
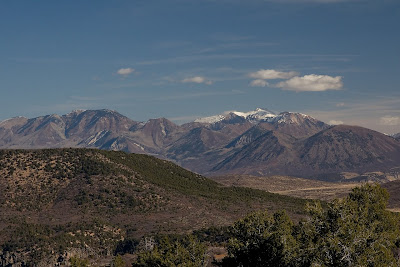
[133,184,400,266]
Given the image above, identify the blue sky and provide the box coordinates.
[1,0,399,133]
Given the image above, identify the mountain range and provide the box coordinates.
[1,108,400,180]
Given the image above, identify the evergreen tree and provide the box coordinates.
[224,184,400,267]
[112,254,126,267]
[224,210,297,267]
[297,183,400,266]
[69,256,89,267]
[132,235,207,267]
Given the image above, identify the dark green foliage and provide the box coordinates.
[223,210,297,267]
[0,148,169,213]
[100,150,307,209]
[69,256,89,267]
[1,222,56,262]
[0,148,306,213]
[0,148,115,178]
[0,148,309,265]
[132,235,207,267]
[115,239,139,255]
[223,184,400,267]
[193,226,232,244]
[1,220,123,264]
[112,254,126,267]
[295,183,400,266]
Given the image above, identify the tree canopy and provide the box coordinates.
[222,183,400,267]
[132,235,207,267]
[130,184,400,267]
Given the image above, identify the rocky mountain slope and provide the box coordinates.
[0,148,305,266]
[213,125,400,180]
[1,109,399,180]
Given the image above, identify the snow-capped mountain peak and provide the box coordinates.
[271,112,316,124]
[194,108,276,124]
[233,108,276,122]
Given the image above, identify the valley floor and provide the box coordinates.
[213,175,369,201]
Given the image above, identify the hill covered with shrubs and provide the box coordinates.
[0,148,306,266]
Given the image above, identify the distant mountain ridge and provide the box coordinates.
[213,125,400,180]
[194,108,276,124]
[1,108,399,180]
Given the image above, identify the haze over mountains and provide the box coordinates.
[1,108,400,180]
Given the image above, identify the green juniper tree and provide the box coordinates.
[296,183,400,267]
[223,210,298,267]
[223,184,400,267]
[132,235,207,267]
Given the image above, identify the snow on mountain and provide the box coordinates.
[194,115,226,124]
[392,133,400,140]
[233,108,276,123]
[194,108,276,124]
[65,109,87,116]
[83,130,110,146]
[271,112,314,124]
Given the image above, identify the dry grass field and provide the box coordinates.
[212,175,363,201]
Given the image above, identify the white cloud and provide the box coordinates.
[117,68,135,76]
[182,76,212,85]
[329,120,344,125]
[250,79,269,87]
[249,69,298,80]
[336,102,345,107]
[276,74,343,92]
[380,116,400,126]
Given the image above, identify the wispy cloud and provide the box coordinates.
[209,33,254,42]
[195,42,278,54]
[137,53,357,66]
[249,69,298,80]
[12,57,73,63]
[182,76,212,85]
[276,74,343,92]
[380,116,400,126]
[153,40,193,49]
[247,68,344,92]
[116,68,135,76]
[168,115,203,123]
[329,120,344,125]
[250,79,269,87]
[304,97,400,134]
[336,102,345,107]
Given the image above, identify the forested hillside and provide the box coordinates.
[0,148,305,266]
[135,184,400,266]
